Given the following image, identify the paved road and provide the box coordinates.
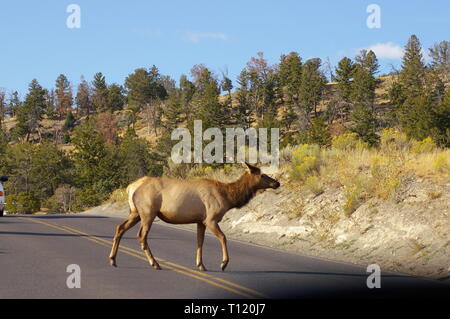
[0,214,448,299]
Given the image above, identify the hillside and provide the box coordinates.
[83,131,450,280]
[3,71,449,281]
[0,74,398,148]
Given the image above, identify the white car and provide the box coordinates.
[0,176,7,216]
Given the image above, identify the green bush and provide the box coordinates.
[305,115,331,146]
[70,187,107,212]
[6,192,41,214]
[44,195,65,214]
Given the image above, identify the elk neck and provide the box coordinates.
[220,172,259,209]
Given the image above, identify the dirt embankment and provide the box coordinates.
[82,176,450,280]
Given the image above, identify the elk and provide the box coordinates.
[108,162,280,271]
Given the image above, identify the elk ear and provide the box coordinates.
[244,162,261,175]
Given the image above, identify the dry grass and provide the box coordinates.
[304,175,324,196]
[107,188,128,203]
[136,130,448,218]
[288,130,449,217]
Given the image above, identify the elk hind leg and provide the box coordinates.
[109,212,140,267]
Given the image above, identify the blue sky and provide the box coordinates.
[0,0,449,97]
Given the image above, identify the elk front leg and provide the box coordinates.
[205,221,229,271]
[196,223,207,271]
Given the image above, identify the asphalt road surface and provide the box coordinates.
[0,214,448,299]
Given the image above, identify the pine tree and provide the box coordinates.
[164,91,183,129]
[349,105,379,146]
[0,91,5,128]
[118,133,154,185]
[304,115,331,146]
[8,91,21,117]
[106,83,125,112]
[432,88,450,146]
[45,89,56,118]
[351,50,379,110]
[396,35,437,141]
[282,104,297,131]
[355,50,379,77]
[63,111,76,131]
[299,58,326,117]
[245,52,273,118]
[351,65,376,109]
[55,74,73,119]
[125,67,167,132]
[14,79,47,142]
[399,95,435,141]
[76,76,92,117]
[429,40,450,82]
[192,68,225,129]
[334,57,355,103]
[387,79,406,125]
[399,35,426,97]
[92,72,108,113]
[279,52,302,107]
[235,69,252,127]
[71,119,121,196]
[221,74,233,110]
[179,74,196,123]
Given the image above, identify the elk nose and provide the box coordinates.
[273,181,280,189]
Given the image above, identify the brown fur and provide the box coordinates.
[108,162,280,271]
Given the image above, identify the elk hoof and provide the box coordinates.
[152,263,162,270]
[197,264,207,271]
[109,257,117,267]
[220,261,229,271]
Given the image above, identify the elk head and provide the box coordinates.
[244,162,280,190]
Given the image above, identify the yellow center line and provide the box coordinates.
[52,220,268,298]
[19,217,268,299]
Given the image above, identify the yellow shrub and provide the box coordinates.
[432,153,450,173]
[343,186,363,217]
[108,188,128,203]
[291,144,321,181]
[305,175,324,196]
[370,155,401,199]
[204,166,212,173]
[380,128,409,151]
[411,137,436,154]
[331,133,361,150]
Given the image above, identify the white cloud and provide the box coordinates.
[184,31,228,44]
[131,27,162,37]
[365,42,404,60]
